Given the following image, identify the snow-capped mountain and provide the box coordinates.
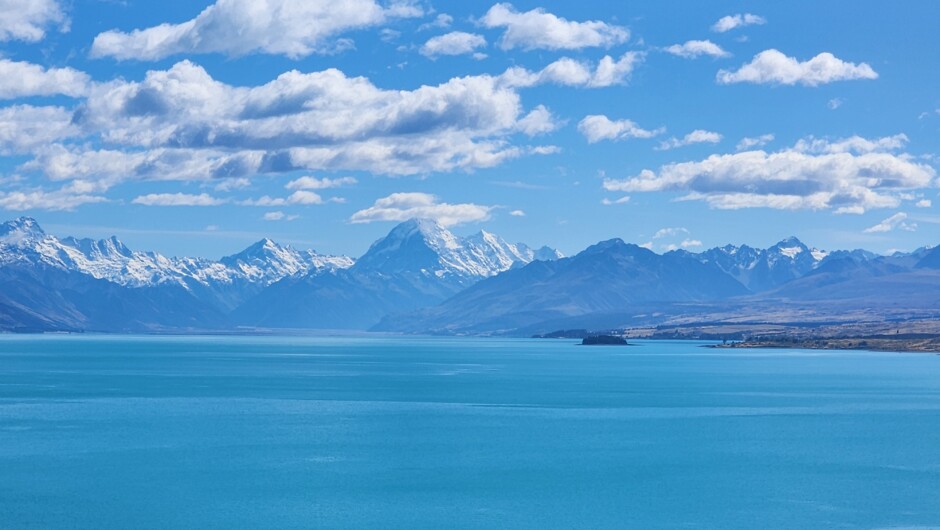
[233,219,564,330]
[687,236,833,292]
[0,217,352,291]
[354,218,562,281]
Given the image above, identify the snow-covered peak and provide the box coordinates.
[533,245,564,261]
[0,217,353,290]
[0,216,45,245]
[356,218,561,280]
[221,238,352,284]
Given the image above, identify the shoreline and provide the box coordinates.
[711,337,940,354]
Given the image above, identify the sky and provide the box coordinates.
[0,0,938,259]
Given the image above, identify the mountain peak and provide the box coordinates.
[773,236,806,248]
[1,217,46,244]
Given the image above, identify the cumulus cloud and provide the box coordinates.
[0,105,78,154]
[603,136,937,214]
[214,177,251,191]
[0,0,68,42]
[37,59,567,182]
[420,31,486,58]
[509,209,525,216]
[243,190,323,206]
[0,59,90,99]
[0,187,105,211]
[653,227,689,239]
[717,49,878,86]
[917,199,932,208]
[262,211,298,221]
[663,40,729,59]
[516,105,560,136]
[863,212,917,233]
[132,192,226,206]
[481,3,628,51]
[711,13,766,33]
[501,52,644,89]
[736,134,774,151]
[350,192,493,226]
[91,0,422,60]
[663,239,703,251]
[657,129,723,150]
[285,176,357,190]
[578,115,663,143]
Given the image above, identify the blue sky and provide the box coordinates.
[0,0,938,258]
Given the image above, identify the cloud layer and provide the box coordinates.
[578,115,663,143]
[604,136,936,214]
[482,3,629,51]
[91,0,422,60]
[717,50,878,86]
[0,0,68,42]
[350,192,493,226]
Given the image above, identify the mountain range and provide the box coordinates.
[0,217,560,332]
[2,216,938,335]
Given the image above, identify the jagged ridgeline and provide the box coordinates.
[3,216,940,334]
[0,217,561,332]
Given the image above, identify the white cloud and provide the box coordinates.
[420,31,486,58]
[481,3,628,51]
[516,105,560,136]
[793,134,908,155]
[601,196,631,206]
[717,49,878,86]
[262,211,298,221]
[243,190,323,206]
[603,136,937,214]
[663,40,729,59]
[917,199,932,208]
[214,177,252,191]
[0,105,78,154]
[350,192,493,226]
[663,238,703,252]
[0,0,68,42]
[0,59,90,99]
[711,13,766,33]
[509,209,526,216]
[578,115,663,143]
[132,192,226,206]
[49,60,554,179]
[501,52,644,88]
[658,129,723,150]
[653,227,689,239]
[828,98,844,110]
[864,212,917,233]
[736,134,774,151]
[0,187,105,211]
[418,13,452,31]
[91,0,422,60]
[285,176,357,190]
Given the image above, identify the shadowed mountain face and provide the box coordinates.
[2,216,939,334]
[231,219,564,330]
[374,238,751,334]
[683,236,828,292]
[0,217,352,331]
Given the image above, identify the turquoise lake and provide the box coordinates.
[1,335,939,529]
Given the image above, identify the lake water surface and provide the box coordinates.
[1,335,939,529]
